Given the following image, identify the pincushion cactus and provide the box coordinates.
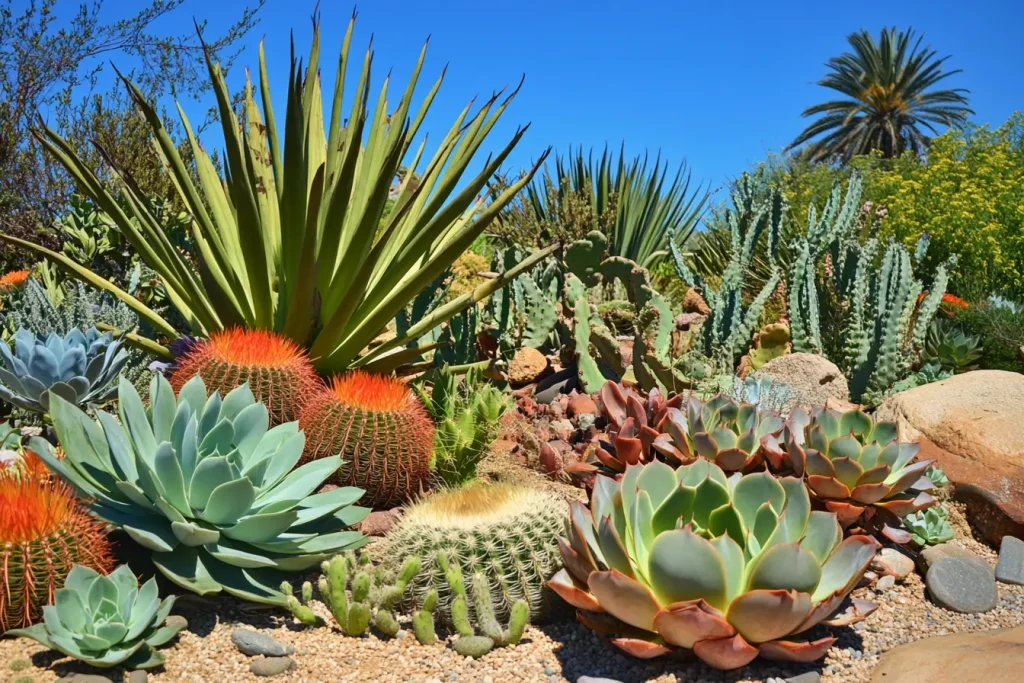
[549,460,878,669]
[0,328,128,413]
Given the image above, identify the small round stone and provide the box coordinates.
[250,656,297,677]
[927,556,998,614]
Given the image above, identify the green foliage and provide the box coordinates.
[903,505,955,547]
[439,553,528,657]
[0,328,129,414]
[493,145,711,268]
[789,27,972,162]
[34,374,369,604]
[923,318,982,372]
[925,465,949,488]
[5,564,184,669]
[9,17,545,375]
[956,297,1024,372]
[378,484,565,624]
[416,367,510,487]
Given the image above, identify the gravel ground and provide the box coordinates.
[3,502,1020,683]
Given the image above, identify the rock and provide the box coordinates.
[786,674,821,683]
[128,672,149,683]
[995,535,1024,585]
[231,629,295,657]
[534,368,579,404]
[869,625,1024,682]
[925,556,998,613]
[59,676,113,683]
[567,393,598,418]
[250,656,297,677]
[870,548,915,580]
[753,353,850,411]
[356,508,402,536]
[875,370,1024,545]
[550,419,575,442]
[682,287,710,315]
[875,574,895,591]
[508,347,549,385]
[917,542,977,575]
[578,678,624,683]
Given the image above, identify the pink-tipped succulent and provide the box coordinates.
[652,394,786,472]
[548,459,878,669]
[783,406,936,527]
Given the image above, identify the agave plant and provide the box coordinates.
[31,375,369,604]
[783,407,936,526]
[4,17,551,374]
[548,460,878,669]
[0,328,128,413]
[923,318,982,373]
[5,564,185,668]
[653,394,786,472]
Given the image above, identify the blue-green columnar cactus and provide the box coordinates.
[0,328,128,413]
[5,564,185,668]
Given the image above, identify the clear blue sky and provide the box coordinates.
[112,0,1024,197]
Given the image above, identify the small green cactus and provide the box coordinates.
[412,588,439,645]
[453,635,495,658]
[280,581,322,626]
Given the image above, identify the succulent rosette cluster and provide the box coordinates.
[549,460,878,669]
[783,406,936,526]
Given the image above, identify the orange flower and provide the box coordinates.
[0,270,30,292]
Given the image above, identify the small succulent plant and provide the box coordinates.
[0,328,128,413]
[903,505,955,547]
[654,394,786,472]
[923,318,982,373]
[33,374,369,604]
[783,406,936,526]
[924,465,949,488]
[549,460,878,669]
[5,564,185,668]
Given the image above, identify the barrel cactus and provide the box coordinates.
[0,328,128,413]
[378,483,566,622]
[549,460,878,669]
[6,565,184,668]
[783,406,936,526]
[0,459,113,630]
[653,394,786,472]
[299,371,433,508]
[170,328,321,423]
[32,374,369,604]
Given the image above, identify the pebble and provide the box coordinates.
[876,574,896,591]
[870,548,915,579]
[995,535,1024,585]
[250,656,297,677]
[926,556,998,613]
[58,676,112,683]
[787,674,821,683]
[917,541,976,574]
[578,678,624,683]
[231,628,295,657]
[128,672,149,683]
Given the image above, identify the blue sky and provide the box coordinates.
[95,0,1024,196]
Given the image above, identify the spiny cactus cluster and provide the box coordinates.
[377,484,566,623]
[299,371,434,508]
[170,328,320,422]
[282,550,528,658]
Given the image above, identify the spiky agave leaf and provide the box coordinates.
[31,374,369,605]
[548,460,878,669]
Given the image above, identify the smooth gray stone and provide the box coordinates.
[578,678,624,683]
[128,672,149,683]
[231,629,295,657]
[926,556,998,613]
[250,656,296,677]
[995,535,1024,585]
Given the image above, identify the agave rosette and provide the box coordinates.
[31,374,370,604]
[549,460,878,669]
[653,394,786,472]
[783,407,936,526]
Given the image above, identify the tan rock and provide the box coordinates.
[875,370,1024,545]
[869,625,1024,683]
[508,347,549,385]
[682,287,710,315]
[753,352,850,412]
[567,393,598,417]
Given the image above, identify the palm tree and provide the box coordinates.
[790,28,973,162]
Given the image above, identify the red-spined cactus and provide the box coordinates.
[0,466,114,631]
[170,328,320,422]
[299,371,434,508]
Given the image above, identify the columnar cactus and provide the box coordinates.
[298,371,434,508]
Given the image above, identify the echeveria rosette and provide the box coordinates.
[30,374,370,605]
[5,564,184,668]
[0,328,128,413]
[652,394,786,472]
[548,460,879,669]
[783,406,936,526]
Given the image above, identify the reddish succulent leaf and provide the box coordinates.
[758,636,836,663]
[693,633,759,670]
[610,637,672,659]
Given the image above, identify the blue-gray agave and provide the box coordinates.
[31,374,370,604]
[0,328,128,413]
[5,564,185,668]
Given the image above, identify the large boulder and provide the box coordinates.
[875,370,1024,545]
[753,352,849,412]
[869,625,1024,683]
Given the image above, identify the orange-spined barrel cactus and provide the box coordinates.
[170,328,320,422]
[0,465,114,631]
[299,371,434,508]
